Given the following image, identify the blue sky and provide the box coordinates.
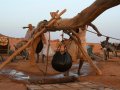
[0,0,120,43]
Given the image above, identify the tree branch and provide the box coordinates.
[53,0,120,29]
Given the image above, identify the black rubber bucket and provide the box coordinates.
[52,51,72,72]
[35,39,43,54]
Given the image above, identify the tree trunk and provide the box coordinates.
[53,0,120,29]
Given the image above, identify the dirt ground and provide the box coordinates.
[80,56,120,89]
[0,38,120,90]
[0,54,120,90]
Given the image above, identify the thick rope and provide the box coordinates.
[87,30,120,41]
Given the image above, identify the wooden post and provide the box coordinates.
[29,44,36,65]
[0,9,67,70]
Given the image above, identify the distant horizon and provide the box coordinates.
[0,32,119,44]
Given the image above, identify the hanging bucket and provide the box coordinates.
[35,39,43,54]
[51,43,72,72]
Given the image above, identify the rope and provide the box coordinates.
[61,30,64,41]
[33,31,51,82]
[87,30,120,41]
[44,31,50,76]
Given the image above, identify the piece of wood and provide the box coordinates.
[29,44,36,65]
[0,9,67,70]
[29,37,41,65]
[28,76,78,84]
[51,0,120,30]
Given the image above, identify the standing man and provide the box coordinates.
[78,23,102,51]
[76,23,102,75]
[69,23,102,62]
[102,37,110,60]
[23,24,36,64]
[24,24,35,41]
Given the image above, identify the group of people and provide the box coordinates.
[21,16,103,63]
[23,21,54,63]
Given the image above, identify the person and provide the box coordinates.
[86,45,102,60]
[86,45,93,56]
[68,23,102,62]
[102,37,110,60]
[75,24,102,75]
[78,23,102,51]
[17,24,35,62]
[23,22,48,63]
[41,32,55,63]
[24,24,35,41]
[105,37,110,48]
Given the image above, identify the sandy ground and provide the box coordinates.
[80,56,120,89]
[0,75,27,90]
[0,54,120,90]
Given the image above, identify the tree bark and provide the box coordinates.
[53,0,120,29]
